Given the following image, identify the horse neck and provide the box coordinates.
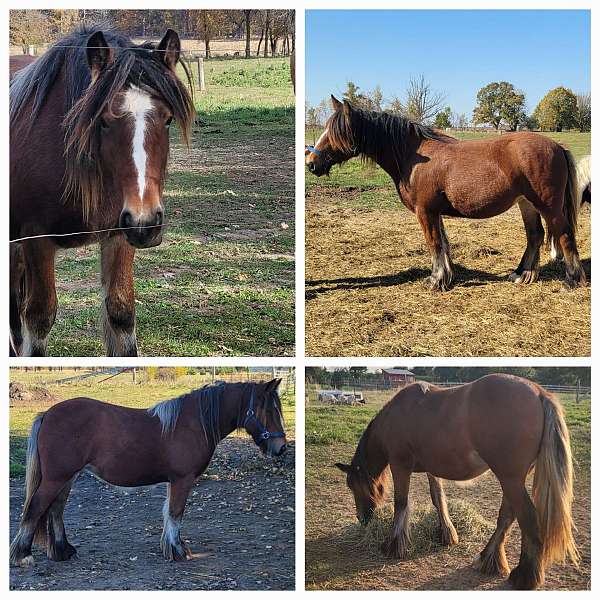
[354,114,421,185]
[357,419,388,480]
[217,385,247,439]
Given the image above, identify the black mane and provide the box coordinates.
[329,105,455,180]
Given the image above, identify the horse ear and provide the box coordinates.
[343,100,353,117]
[157,29,181,71]
[335,462,351,473]
[265,378,282,393]
[86,31,113,82]
[331,95,343,111]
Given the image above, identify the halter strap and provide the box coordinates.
[243,386,285,444]
[305,144,322,156]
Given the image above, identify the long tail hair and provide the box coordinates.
[22,413,47,545]
[575,155,591,212]
[532,391,579,568]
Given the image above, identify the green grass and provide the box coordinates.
[305,128,591,208]
[9,368,296,477]
[47,57,294,356]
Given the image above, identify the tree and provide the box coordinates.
[575,93,591,133]
[243,9,253,58]
[533,87,578,132]
[195,10,227,58]
[403,75,445,124]
[9,10,50,46]
[472,81,526,130]
[434,106,453,129]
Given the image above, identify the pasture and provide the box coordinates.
[9,369,295,590]
[304,389,590,590]
[47,56,294,356]
[305,130,590,357]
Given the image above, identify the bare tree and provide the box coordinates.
[576,93,591,132]
[404,75,446,124]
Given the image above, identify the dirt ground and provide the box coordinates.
[305,191,591,357]
[9,438,295,591]
[305,444,590,591]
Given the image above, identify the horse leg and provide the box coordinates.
[10,244,26,355]
[47,478,77,561]
[20,240,57,356]
[543,211,586,288]
[427,474,458,546]
[381,463,411,559]
[509,199,544,284]
[416,208,453,291]
[500,478,544,590]
[10,479,67,567]
[100,236,138,356]
[473,493,514,577]
[160,476,195,561]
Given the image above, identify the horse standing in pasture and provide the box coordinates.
[10,26,195,356]
[306,97,586,290]
[335,374,579,590]
[10,380,287,566]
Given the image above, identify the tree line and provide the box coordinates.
[306,367,590,387]
[306,76,590,133]
[9,9,295,58]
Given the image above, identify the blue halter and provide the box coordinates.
[305,144,322,156]
[243,387,285,444]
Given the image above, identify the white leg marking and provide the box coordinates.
[123,86,154,201]
[21,324,48,357]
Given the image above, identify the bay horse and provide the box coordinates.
[335,374,579,590]
[306,96,586,290]
[10,25,195,356]
[10,379,287,566]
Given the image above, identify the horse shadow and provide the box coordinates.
[305,264,504,299]
[306,524,504,590]
[537,257,591,283]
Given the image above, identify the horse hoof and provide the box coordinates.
[509,270,537,284]
[13,555,34,568]
[508,564,543,590]
[423,276,450,292]
[48,542,77,562]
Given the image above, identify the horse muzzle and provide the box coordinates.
[119,208,164,248]
[266,437,287,457]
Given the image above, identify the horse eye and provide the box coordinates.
[165,116,173,128]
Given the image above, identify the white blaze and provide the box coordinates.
[314,126,329,151]
[122,86,153,200]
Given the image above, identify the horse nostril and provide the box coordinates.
[308,162,316,172]
[155,209,164,226]
[120,210,134,229]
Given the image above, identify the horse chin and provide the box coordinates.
[123,232,163,249]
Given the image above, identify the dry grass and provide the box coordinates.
[305,194,590,357]
[344,499,494,557]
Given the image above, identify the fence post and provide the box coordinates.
[576,379,580,403]
[197,57,206,92]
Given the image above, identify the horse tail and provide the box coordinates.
[575,155,591,211]
[563,147,579,233]
[22,413,47,546]
[532,390,579,568]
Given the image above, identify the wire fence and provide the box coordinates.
[306,378,590,405]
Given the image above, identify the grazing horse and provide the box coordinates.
[335,374,579,590]
[306,96,585,290]
[10,26,195,356]
[10,379,287,566]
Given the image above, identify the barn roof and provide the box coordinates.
[382,369,415,376]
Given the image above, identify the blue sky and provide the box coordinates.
[306,10,590,117]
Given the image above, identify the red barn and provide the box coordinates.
[382,369,415,387]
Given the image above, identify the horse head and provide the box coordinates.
[244,379,287,457]
[305,95,359,176]
[65,29,194,248]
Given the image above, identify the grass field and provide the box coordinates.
[305,387,591,590]
[48,57,294,356]
[305,129,590,357]
[9,367,296,477]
